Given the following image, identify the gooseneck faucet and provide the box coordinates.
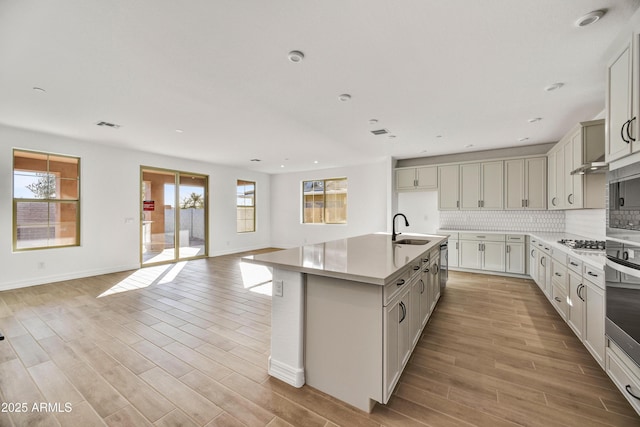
[392,213,409,241]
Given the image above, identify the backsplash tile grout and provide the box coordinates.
[439,210,565,232]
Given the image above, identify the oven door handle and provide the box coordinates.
[606,257,640,279]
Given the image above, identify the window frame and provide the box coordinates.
[236,179,256,233]
[302,177,347,225]
[12,149,81,251]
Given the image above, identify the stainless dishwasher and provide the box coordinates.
[439,241,448,290]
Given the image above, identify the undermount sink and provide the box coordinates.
[393,239,430,245]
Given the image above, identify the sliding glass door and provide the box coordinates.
[141,167,208,265]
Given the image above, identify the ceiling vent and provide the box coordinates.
[96,121,121,129]
[370,129,389,136]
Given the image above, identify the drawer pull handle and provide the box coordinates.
[587,272,598,278]
[554,272,562,277]
[626,385,640,401]
[422,258,429,263]
[423,268,430,273]
[570,262,578,266]
[413,265,420,271]
[397,279,405,286]
[554,297,561,302]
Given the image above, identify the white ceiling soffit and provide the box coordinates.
[0,0,638,174]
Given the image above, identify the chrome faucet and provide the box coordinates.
[392,213,409,241]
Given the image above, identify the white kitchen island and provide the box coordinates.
[243,232,447,412]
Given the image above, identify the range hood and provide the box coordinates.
[570,160,608,175]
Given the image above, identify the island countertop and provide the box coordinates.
[243,232,448,286]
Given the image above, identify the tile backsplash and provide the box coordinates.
[439,210,565,232]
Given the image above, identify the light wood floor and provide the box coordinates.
[0,251,639,427]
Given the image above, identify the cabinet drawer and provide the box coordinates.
[567,255,583,274]
[536,241,552,254]
[459,233,505,242]
[409,259,422,278]
[551,283,568,319]
[384,269,411,306]
[584,265,604,287]
[607,347,640,415]
[551,259,567,283]
[552,249,567,263]
[506,234,524,242]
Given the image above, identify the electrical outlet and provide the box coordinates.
[273,280,284,297]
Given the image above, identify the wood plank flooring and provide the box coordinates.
[0,252,638,426]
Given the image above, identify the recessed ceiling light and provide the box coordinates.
[338,94,351,102]
[280,164,285,168]
[464,144,474,148]
[575,10,605,27]
[518,137,530,142]
[32,87,46,93]
[287,50,304,63]
[527,117,542,123]
[369,119,378,125]
[545,83,564,92]
[175,129,184,133]
[313,160,319,164]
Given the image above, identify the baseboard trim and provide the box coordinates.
[268,356,305,388]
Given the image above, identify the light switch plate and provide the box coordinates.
[273,280,284,297]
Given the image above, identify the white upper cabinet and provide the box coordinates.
[606,40,634,163]
[504,157,546,210]
[547,120,605,210]
[438,164,460,210]
[395,166,437,191]
[460,161,503,210]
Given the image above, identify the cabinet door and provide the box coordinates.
[525,157,547,209]
[563,139,574,209]
[529,247,538,282]
[571,132,584,208]
[459,240,482,269]
[606,42,633,162]
[383,300,400,402]
[460,163,481,210]
[419,272,431,328]
[396,169,417,191]
[398,290,411,368]
[483,241,506,272]
[416,166,437,190]
[548,151,558,209]
[584,279,605,367]
[506,243,525,274]
[537,253,549,296]
[555,142,566,209]
[481,161,504,210]
[410,278,422,347]
[567,271,584,340]
[430,260,440,311]
[504,159,525,210]
[449,240,459,268]
[438,165,460,210]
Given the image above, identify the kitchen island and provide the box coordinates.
[243,232,447,412]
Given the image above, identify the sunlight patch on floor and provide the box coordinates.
[239,261,273,289]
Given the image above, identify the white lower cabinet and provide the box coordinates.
[449,239,459,268]
[459,240,483,270]
[383,292,401,400]
[410,276,422,348]
[505,242,525,274]
[567,270,585,340]
[607,340,640,415]
[583,277,605,367]
[483,241,506,272]
[458,234,506,273]
[419,264,432,328]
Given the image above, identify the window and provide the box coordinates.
[237,180,255,232]
[13,150,80,250]
[302,178,347,224]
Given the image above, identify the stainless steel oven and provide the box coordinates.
[606,161,640,367]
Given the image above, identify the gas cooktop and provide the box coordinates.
[557,239,605,251]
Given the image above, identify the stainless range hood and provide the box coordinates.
[570,160,609,175]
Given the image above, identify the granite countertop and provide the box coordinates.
[243,232,448,286]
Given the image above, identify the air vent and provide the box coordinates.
[370,129,389,136]
[96,121,121,129]
[250,159,261,162]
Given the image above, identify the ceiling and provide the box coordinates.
[1,0,639,174]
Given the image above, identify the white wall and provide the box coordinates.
[0,125,271,290]
[269,161,390,248]
[396,191,440,233]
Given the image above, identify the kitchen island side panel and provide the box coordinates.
[305,275,383,412]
